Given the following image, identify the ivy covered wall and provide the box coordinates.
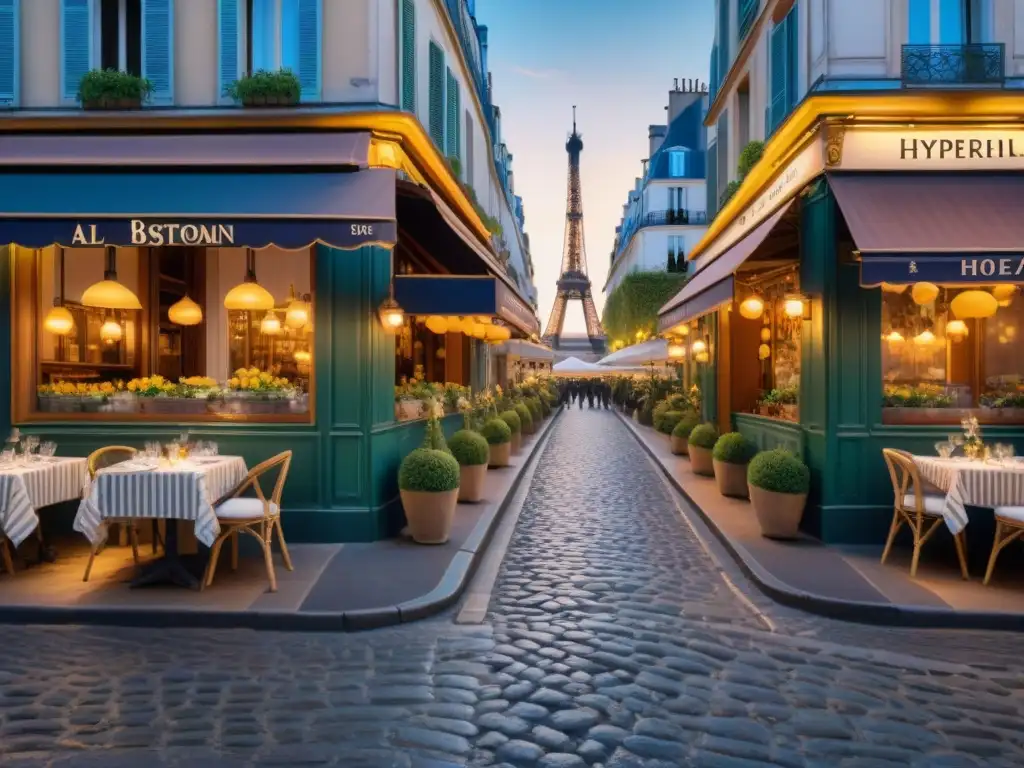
[603,271,688,345]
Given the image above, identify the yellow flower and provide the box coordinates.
[247,367,259,377]
[259,372,272,383]
[239,377,249,389]
[234,368,247,377]
[127,380,138,392]
[228,377,240,388]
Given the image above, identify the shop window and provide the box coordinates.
[99,0,142,76]
[738,274,802,422]
[17,245,313,423]
[881,286,1024,423]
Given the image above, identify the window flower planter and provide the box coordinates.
[226,70,301,108]
[78,70,152,111]
[139,397,214,415]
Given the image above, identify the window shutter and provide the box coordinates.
[401,0,415,112]
[706,142,718,220]
[217,0,239,101]
[445,69,460,163]
[768,16,788,133]
[717,0,729,79]
[142,0,174,105]
[0,0,19,107]
[428,42,445,150]
[297,0,321,101]
[786,8,798,113]
[908,0,931,44]
[60,0,93,103]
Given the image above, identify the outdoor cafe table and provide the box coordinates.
[0,457,88,555]
[913,456,1024,535]
[74,455,248,589]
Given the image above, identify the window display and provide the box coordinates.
[21,245,313,422]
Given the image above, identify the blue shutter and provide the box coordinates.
[142,0,174,105]
[452,77,461,166]
[938,0,964,43]
[718,0,730,80]
[297,0,321,101]
[428,42,445,150]
[401,0,415,112]
[908,0,930,44]
[445,68,458,159]
[0,0,19,107]
[217,0,239,100]
[768,16,787,134]
[61,0,93,103]
[786,7,798,113]
[706,141,718,220]
[709,44,718,101]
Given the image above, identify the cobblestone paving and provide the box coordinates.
[2,407,1024,767]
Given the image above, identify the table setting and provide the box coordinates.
[914,417,1024,534]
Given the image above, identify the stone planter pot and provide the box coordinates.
[140,397,211,415]
[689,445,714,476]
[83,97,142,110]
[749,484,807,539]
[713,459,749,499]
[37,396,84,413]
[458,464,487,503]
[670,436,689,455]
[400,489,458,544]
[511,433,522,454]
[488,442,511,468]
[216,395,293,415]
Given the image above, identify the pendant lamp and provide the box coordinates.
[951,290,998,319]
[100,315,123,344]
[224,249,275,310]
[738,295,764,320]
[285,284,311,329]
[168,295,203,326]
[43,248,75,336]
[910,282,939,306]
[82,247,142,310]
[261,310,282,335]
[667,341,685,359]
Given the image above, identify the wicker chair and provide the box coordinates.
[881,448,968,579]
[204,451,293,592]
[83,446,142,582]
[983,507,1024,585]
[0,536,13,576]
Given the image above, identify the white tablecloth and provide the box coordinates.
[914,456,1024,534]
[74,456,248,548]
[0,458,88,547]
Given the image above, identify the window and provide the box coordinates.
[881,285,1024,423]
[400,0,415,112]
[768,7,797,134]
[218,0,321,102]
[669,150,687,177]
[19,245,314,423]
[428,42,445,150]
[667,235,685,272]
[909,0,990,44]
[99,0,141,75]
[668,186,687,214]
[741,275,801,422]
[0,0,20,107]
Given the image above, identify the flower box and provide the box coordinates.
[139,397,213,415]
[396,400,422,422]
[215,394,294,415]
[38,395,88,413]
[82,97,142,110]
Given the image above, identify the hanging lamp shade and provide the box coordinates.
[667,341,685,359]
[677,324,690,336]
[913,329,936,345]
[910,282,939,306]
[100,318,123,343]
[760,327,771,342]
[82,248,141,309]
[783,296,806,318]
[224,249,275,310]
[881,283,908,294]
[691,339,707,354]
[471,323,488,339]
[738,296,764,320]
[43,305,75,336]
[168,295,203,326]
[758,343,771,360]
[884,330,905,343]
[285,284,310,329]
[483,325,503,341]
[261,311,282,335]
[946,319,968,338]
[491,325,511,341]
[425,315,449,334]
[951,290,998,319]
[294,349,312,363]
[991,285,1018,306]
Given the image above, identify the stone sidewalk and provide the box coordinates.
[620,413,1024,631]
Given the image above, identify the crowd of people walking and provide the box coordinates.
[557,379,611,410]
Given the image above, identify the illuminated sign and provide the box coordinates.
[839,128,1024,171]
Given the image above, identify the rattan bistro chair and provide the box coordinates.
[983,507,1024,585]
[83,446,142,582]
[0,535,14,576]
[881,448,969,579]
[204,451,293,592]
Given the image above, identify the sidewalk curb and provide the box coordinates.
[617,411,1024,633]
[0,408,563,633]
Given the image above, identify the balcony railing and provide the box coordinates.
[444,0,489,110]
[901,44,1005,87]
[612,209,707,261]
[739,0,759,41]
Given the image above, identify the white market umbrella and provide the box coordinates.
[598,339,671,367]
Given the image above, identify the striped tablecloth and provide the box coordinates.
[914,456,1024,534]
[74,456,248,548]
[0,458,88,547]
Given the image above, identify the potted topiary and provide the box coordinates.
[671,412,700,455]
[449,429,490,502]
[656,410,685,436]
[78,69,153,110]
[712,432,759,499]
[226,69,301,107]
[481,417,512,468]
[515,402,535,435]
[527,396,543,424]
[398,448,461,544]
[501,409,522,453]
[747,449,810,539]
[688,424,719,476]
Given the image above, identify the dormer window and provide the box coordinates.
[669,149,688,177]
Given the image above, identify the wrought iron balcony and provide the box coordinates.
[901,43,1005,87]
[639,209,707,227]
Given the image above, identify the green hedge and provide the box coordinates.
[656,410,687,435]
[602,271,688,344]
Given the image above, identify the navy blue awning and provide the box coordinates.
[394,275,541,337]
[0,168,396,250]
[860,253,1024,286]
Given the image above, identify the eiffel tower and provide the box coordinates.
[542,107,607,354]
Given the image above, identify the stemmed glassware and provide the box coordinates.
[21,435,39,463]
[39,441,57,460]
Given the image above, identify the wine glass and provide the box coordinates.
[39,441,56,460]
[935,441,952,459]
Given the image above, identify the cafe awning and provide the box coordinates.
[0,167,397,250]
[495,339,555,361]
[393,275,541,337]
[658,201,794,332]
[830,174,1024,285]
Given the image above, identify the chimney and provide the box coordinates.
[478,25,488,79]
[673,77,679,91]
[668,82,703,122]
[648,124,667,156]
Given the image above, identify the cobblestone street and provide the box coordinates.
[3,408,1024,767]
